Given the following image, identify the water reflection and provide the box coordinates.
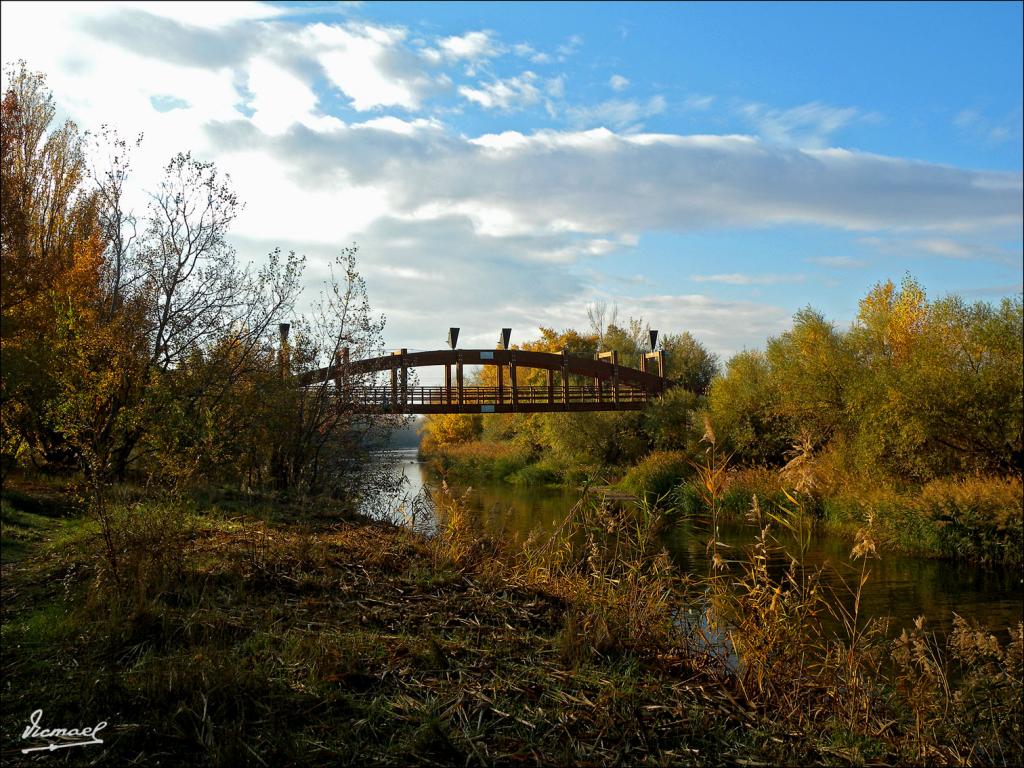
[371,451,1024,635]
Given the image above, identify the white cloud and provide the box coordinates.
[351,116,443,135]
[609,74,630,92]
[301,22,437,111]
[805,256,868,268]
[220,150,390,243]
[682,94,714,111]
[545,76,566,99]
[512,42,550,64]
[912,238,973,258]
[437,30,500,60]
[740,100,867,148]
[565,96,666,131]
[459,72,541,111]
[861,236,1017,263]
[124,0,284,28]
[223,124,1020,241]
[954,106,1023,144]
[624,292,792,359]
[690,273,806,285]
[374,264,442,281]
[246,57,341,135]
[557,34,583,59]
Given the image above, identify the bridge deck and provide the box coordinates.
[340,384,653,414]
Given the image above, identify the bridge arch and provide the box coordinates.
[299,348,668,414]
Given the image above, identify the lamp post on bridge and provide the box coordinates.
[446,328,459,407]
[491,328,513,409]
[278,323,290,378]
[642,329,666,393]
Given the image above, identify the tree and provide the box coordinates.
[643,386,702,451]
[421,413,482,453]
[660,331,718,394]
[1,61,104,472]
[138,152,306,475]
[846,281,1022,479]
[268,247,405,495]
[2,62,409,506]
[601,318,648,369]
[90,125,143,322]
[587,300,618,347]
[706,350,791,465]
[765,307,853,449]
[0,62,99,316]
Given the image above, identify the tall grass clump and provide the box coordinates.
[820,475,1023,567]
[82,494,194,611]
[920,475,1023,568]
[517,492,676,660]
[618,450,689,504]
[428,480,493,570]
[673,426,1024,763]
[426,440,532,482]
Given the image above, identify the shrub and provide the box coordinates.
[619,451,689,504]
[673,482,704,518]
[429,440,532,482]
[820,477,1023,567]
[920,475,1023,568]
[506,462,561,486]
[718,466,790,517]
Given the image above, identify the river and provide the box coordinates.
[372,450,1024,636]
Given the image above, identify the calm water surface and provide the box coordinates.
[374,450,1024,636]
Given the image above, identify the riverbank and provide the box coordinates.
[421,442,1024,569]
[2,479,1022,765]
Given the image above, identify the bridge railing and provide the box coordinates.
[334,384,651,408]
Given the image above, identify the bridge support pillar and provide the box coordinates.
[456,353,464,410]
[510,351,518,412]
[561,350,569,409]
[278,323,290,378]
[497,358,503,406]
[444,364,452,406]
[644,350,667,397]
[611,350,620,408]
[547,368,554,404]
[334,347,349,404]
[389,354,398,409]
[399,348,408,407]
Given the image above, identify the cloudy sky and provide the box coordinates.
[2,0,1021,360]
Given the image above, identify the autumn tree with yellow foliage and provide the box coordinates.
[708,276,1022,481]
[1,61,108,473]
[1,63,396,500]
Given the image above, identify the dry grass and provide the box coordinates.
[2,475,1022,766]
[2,487,748,766]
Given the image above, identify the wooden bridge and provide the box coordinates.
[299,347,668,415]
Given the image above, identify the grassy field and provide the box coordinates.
[2,478,1021,766]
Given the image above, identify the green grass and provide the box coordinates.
[0,488,87,563]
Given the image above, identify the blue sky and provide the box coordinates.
[2,0,1021,361]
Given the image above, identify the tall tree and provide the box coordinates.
[1,61,103,471]
[661,331,718,394]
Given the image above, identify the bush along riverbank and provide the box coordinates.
[3,477,1022,766]
[420,437,1024,570]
